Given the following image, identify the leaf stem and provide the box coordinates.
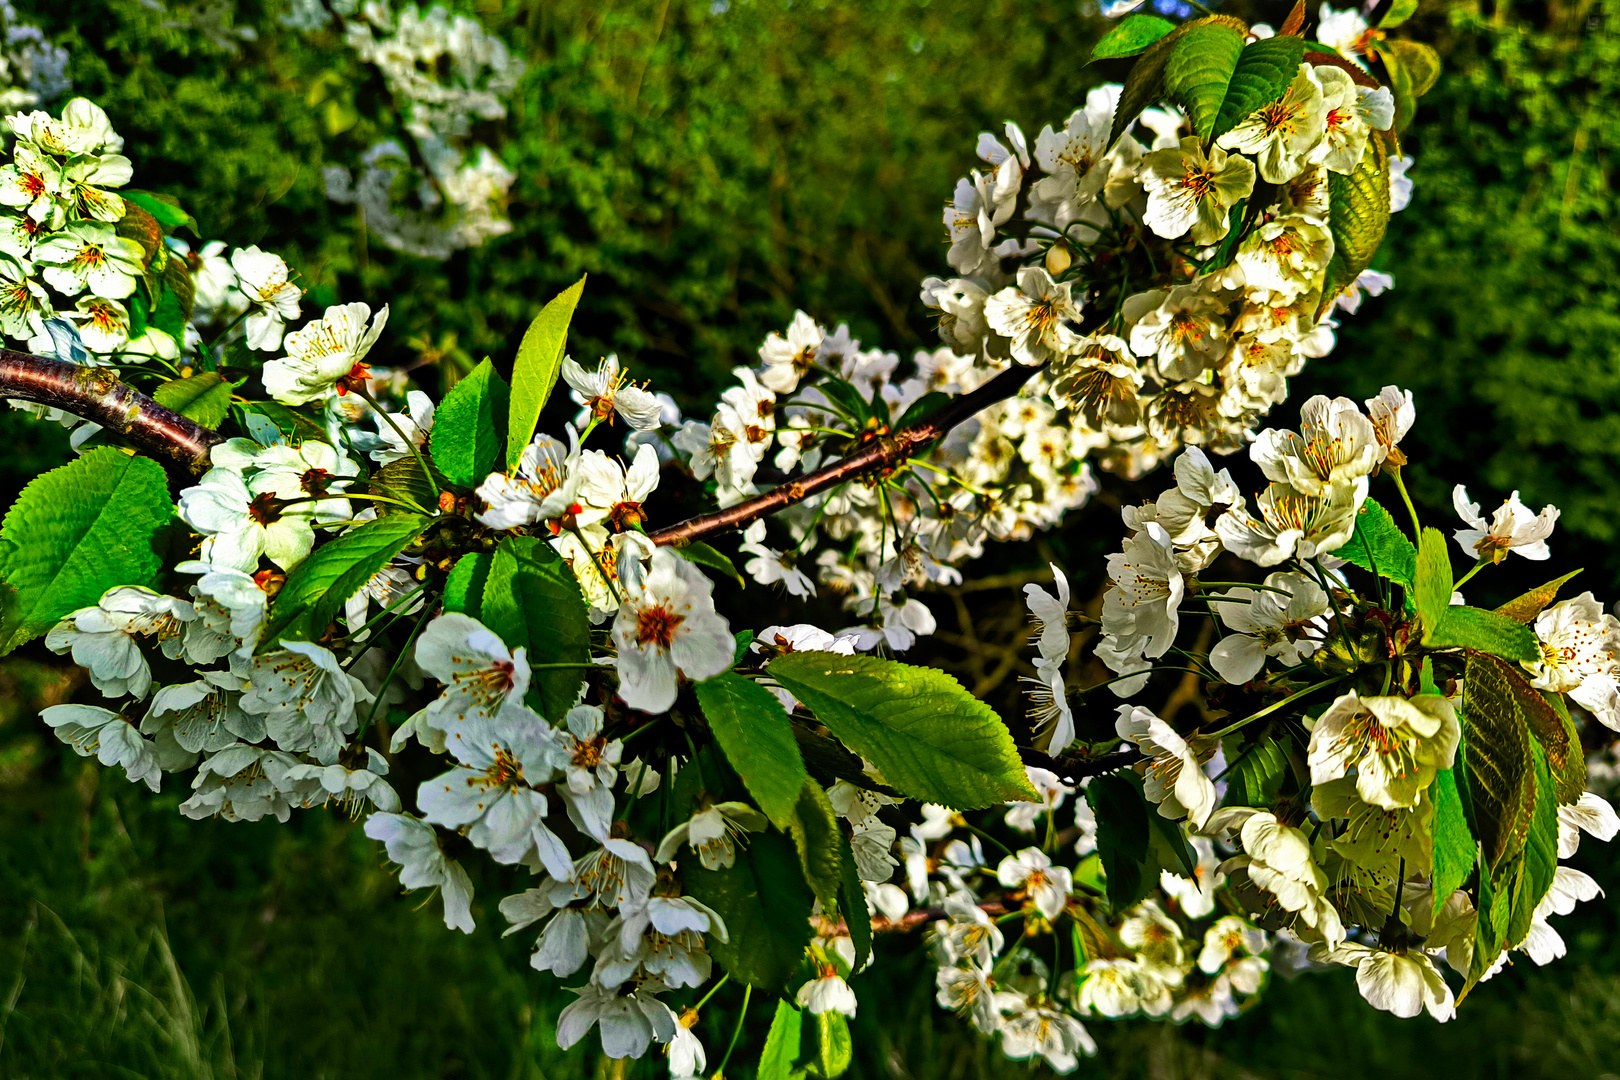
[1390,466,1423,539]
[715,984,751,1076]
[1206,676,1350,739]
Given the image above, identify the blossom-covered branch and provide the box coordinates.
[647,363,1040,547]
[0,348,222,476]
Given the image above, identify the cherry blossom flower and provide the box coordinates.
[230,246,302,350]
[612,546,734,714]
[34,221,145,298]
[243,641,372,764]
[564,354,663,430]
[997,997,1095,1070]
[985,267,1083,366]
[42,704,167,792]
[178,466,317,573]
[1453,485,1560,563]
[1217,64,1328,184]
[556,979,677,1060]
[757,310,823,393]
[1115,705,1217,829]
[261,302,390,404]
[655,802,767,870]
[797,966,859,1016]
[1252,395,1382,497]
[1141,138,1255,244]
[1307,691,1460,810]
[1311,941,1455,1021]
[45,586,197,700]
[366,811,476,933]
[996,846,1072,920]
[1208,571,1329,685]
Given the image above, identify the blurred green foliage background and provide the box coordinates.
[1,0,1618,1076]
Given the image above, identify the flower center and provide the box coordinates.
[636,604,684,649]
[247,492,283,525]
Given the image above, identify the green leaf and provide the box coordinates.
[1210,35,1307,145]
[676,540,745,589]
[1090,14,1177,61]
[683,830,813,992]
[368,455,444,516]
[1318,135,1391,317]
[1330,497,1416,588]
[1148,810,1197,878]
[695,671,810,830]
[895,391,952,432]
[1383,38,1440,95]
[836,829,872,973]
[152,372,235,430]
[1109,15,1248,146]
[149,282,188,342]
[812,375,876,427]
[1430,769,1476,916]
[429,358,509,489]
[1541,692,1586,805]
[1504,742,1560,949]
[258,514,431,649]
[1379,0,1420,27]
[1163,20,1246,143]
[1464,845,1512,996]
[1426,606,1541,663]
[1413,526,1452,639]
[442,552,491,618]
[813,1013,853,1079]
[733,629,755,666]
[1496,569,1582,624]
[758,1000,808,1080]
[1202,196,1250,272]
[1461,652,1537,873]
[506,276,586,470]
[767,653,1037,809]
[122,189,199,234]
[787,779,841,912]
[1086,773,1153,910]
[244,400,330,446]
[0,449,174,654]
[482,536,592,721]
[1223,733,1288,807]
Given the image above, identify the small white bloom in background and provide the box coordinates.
[261,301,389,404]
[985,267,1082,366]
[936,964,999,1033]
[1208,571,1329,685]
[178,467,316,573]
[1115,705,1217,829]
[1141,137,1255,244]
[1316,2,1375,67]
[1005,765,1073,833]
[1023,563,1072,668]
[996,846,1072,920]
[230,245,302,350]
[1217,63,1328,184]
[366,811,476,933]
[1198,915,1267,974]
[242,641,372,764]
[556,978,677,1060]
[757,310,823,394]
[1363,384,1415,466]
[564,354,663,431]
[576,838,659,909]
[655,801,767,870]
[1558,791,1620,857]
[933,890,1004,967]
[1310,941,1455,1021]
[1102,522,1184,662]
[417,724,572,879]
[797,965,859,1016]
[414,612,531,745]
[1452,485,1559,563]
[41,704,166,792]
[269,748,399,814]
[595,890,723,990]
[1162,837,1226,919]
[45,586,197,700]
[1119,899,1188,977]
[667,1016,706,1079]
[612,546,734,714]
[1335,267,1396,315]
[1308,691,1460,810]
[998,996,1096,1070]
[370,390,436,465]
[547,704,623,841]
[1077,957,1174,1018]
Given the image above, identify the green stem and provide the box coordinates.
[345,580,429,642]
[1206,676,1350,739]
[1390,466,1423,539]
[690,973,730,1016]
[353,600,437,739]
[280,491,432,516]
[715,984,751,1076]
[1452,559,1488,594]
[569,524,623,605]
[351,384,441,503]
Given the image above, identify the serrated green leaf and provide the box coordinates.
[1464,844,1512,996]
[429,358,509,489]
[676,540,745,588]
[813,1013,852,1079]
[1330,497,1416,588]
[506,276,586,470]
[787,779,841,912]
[1426,605,1541,662]
[695,670,809,830]
[1504,742,1560,949]
[258,514,431,649]
[482,536,592,721]
[1210,35,1307,145]
[1110,16,1250,146]
[1496,569,1582,624]
[758,999,809,1080]
[0,449,174,654]
[1223,732,1288,807]
[836,829,872,973]
[895,391,952,432]
[1541,692,1586,805]
[122,189,199,234]
[1383,38,1440,95]
[768,652,1037,809]
[1430,768,1475,916]
[1148,810,1197,878]
[152,372,234,429]
[1087,772,1153,910]
[1318,135,1391,318]
[1413,525,1452,639]
[368,455,445,516]
[1379,0,1420,27]
[1461,652,1536,873]
[1090,14,1177,61]
[683,830,813,992]
[245,400,330,446]
[442,552,491,618]
[1163,20,1246,142]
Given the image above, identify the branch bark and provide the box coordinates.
[647,363,1040,547]
[0,349,223,478]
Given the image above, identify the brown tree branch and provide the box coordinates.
[0,350,223,478]
[647,363,1040,547]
